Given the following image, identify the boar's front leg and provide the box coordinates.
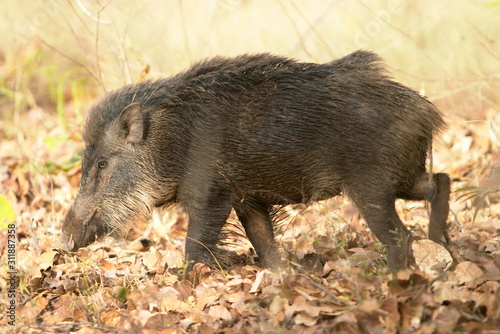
[180,175,232,273]
[233,198,281,269]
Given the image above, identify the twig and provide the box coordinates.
[178,0,192,62]
[306,276,353,307]
[288,1,336,58]
[75,0,111,24]
[95,1,113,91]
[278,0,315,59]
[38,38,100,85]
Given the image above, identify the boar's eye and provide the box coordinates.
[97,160,108,169]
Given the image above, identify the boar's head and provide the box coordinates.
[61,99,157,251]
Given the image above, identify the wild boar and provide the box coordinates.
[60,51,450,272]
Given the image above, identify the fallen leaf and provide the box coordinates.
[412,240,453,275]
[454,261,484,285]
[294,312,317,326]
[43,295,76,323]
[249,269,268,293]
[144,312,180,330]
[100,309,123,327]
[432,305,461,334]
[208,305,232,321]
[348,248,381,264]
[269,295,285,315]
[357,299,380,314]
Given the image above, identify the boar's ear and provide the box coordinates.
[118,103,145,143]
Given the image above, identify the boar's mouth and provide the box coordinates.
[61,207,108,252]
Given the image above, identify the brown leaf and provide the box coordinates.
[164,250,185,269]
[433,281,473,304]
[348,247,381,264]
[16,304,38,324]
[357,299,380,313]
[322,261,343,277]
[454,261,484,285]
[100,259,116,271]
[100,309,123,328]
[144,312,180,330]
[412,240,453,275]
[174,280,192,301]
[189,263,213,283]
[249,269,269,293]
[142,247,166,272]
[158,295,189,313]
[330,312,360,332]
[269,295,285,315]
[294,312,317,326]
[432,305,461,334]
[473,280,500,319]
[293,285,321,301]
[225,277,253,293]
[208,305,232,321]
[195,288,219,311]
[225,291,246,305]
[126,309,153,328]
[380,298,401,332]
[197,323,217,334]
[18,249,36,270]
[43,295,76,323]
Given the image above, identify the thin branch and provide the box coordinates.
[288,1,336,58]
[38,38,100,84]
[178,0,192,61]
[75,0,111,24]
[278,0,315,59]
[306,276,354,307]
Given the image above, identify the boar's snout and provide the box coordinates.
[60,208,86,252]
[60,203,107,252]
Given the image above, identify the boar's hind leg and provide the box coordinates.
[403,172,451,247]
[182,179,232,272]
[348,187,413,271]
[233,198,281,269]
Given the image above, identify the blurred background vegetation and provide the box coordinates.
[0,0,498,152]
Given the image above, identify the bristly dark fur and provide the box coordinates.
[61,51,451,272]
